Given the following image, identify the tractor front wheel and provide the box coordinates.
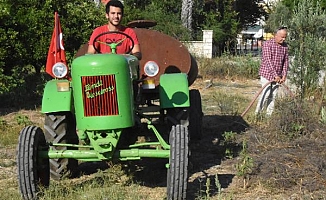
[17,126,50,200]
[167,125,189,200]
[44,112,78,180]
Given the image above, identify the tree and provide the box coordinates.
[0,0,21,95]
[0,0,104,107]
[264,3,292,32]
[124,0,191,40]
[192,0,240,55]
[234,0,267,28]
[282,0,326,10]
[181,0,194,31]
[287,0,326,98]
[265,0,326,33]
[124,0,265,48]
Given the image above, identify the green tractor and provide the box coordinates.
[17,20,203,200]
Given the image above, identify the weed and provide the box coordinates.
[267,97,324,139]
[214,174,222,200]
[195,175,225,200]
[39,165,149,200]
[235,140,253,189]
[205,177,211,198]
[222,131,237,159]
[213,91,248,115]
[197,177,204,199]
[0,124,20,147]
[223,131,236,143]
[0,113,34,146]
[0,159,16,168]
[15,114,32,126]
[0,117,7,127]
[197,55,260,80]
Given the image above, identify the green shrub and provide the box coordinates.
[197,55,260,80]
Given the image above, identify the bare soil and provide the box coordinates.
[2,78,326,199]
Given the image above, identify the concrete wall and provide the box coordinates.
[183,30,213,59]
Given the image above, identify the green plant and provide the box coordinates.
[223,131,236,143]
[205,177,211,198]
[292,122,305,133]
[15,114,32,126]
[222,131,237,159]
[235,140,253,189]
[215,174,222,200]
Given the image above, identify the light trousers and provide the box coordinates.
[255,76,280,116]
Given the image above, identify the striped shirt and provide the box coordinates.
[259,38,289,81]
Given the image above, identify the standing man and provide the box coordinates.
[87,0,142,60]
[255,27,289,116]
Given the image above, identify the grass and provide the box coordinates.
[0,123,22,147]
[197,54,260,80]
[201,84,254,118]
[0,162,166,200]
[213,90,249,116]
[39,165,161,200]
[0,178,165,200]
[0,109,43,147]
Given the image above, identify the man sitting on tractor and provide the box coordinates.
[87,0,142,60]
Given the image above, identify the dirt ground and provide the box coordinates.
[190,78,326,199]
[2,78,326,199]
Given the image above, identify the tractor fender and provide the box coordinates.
[159,73,190,109]
[41,79,73,113]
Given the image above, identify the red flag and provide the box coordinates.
[46,12,67,78]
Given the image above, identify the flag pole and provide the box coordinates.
[54,12,58,64]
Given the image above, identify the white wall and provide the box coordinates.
[183,30,213,59]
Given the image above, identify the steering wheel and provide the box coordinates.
[92,31,135,54]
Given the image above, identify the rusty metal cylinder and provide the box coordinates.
[134,29,198,86]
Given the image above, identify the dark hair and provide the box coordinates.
[275,26,287,33]
[106,0,124,15]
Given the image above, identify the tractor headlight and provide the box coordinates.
[52,62,68,78]
[144,61,159,77]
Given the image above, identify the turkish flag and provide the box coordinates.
[45,12,67,78]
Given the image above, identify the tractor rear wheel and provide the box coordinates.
[17,126,49,200]
[167,125,189,200]
[189,89,203,140]
[44,112,78,180]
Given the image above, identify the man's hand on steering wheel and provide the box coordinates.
[92,31,134,54]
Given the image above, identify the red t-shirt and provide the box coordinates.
[88,25,139,54]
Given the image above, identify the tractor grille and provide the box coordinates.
[81,75,119,117]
